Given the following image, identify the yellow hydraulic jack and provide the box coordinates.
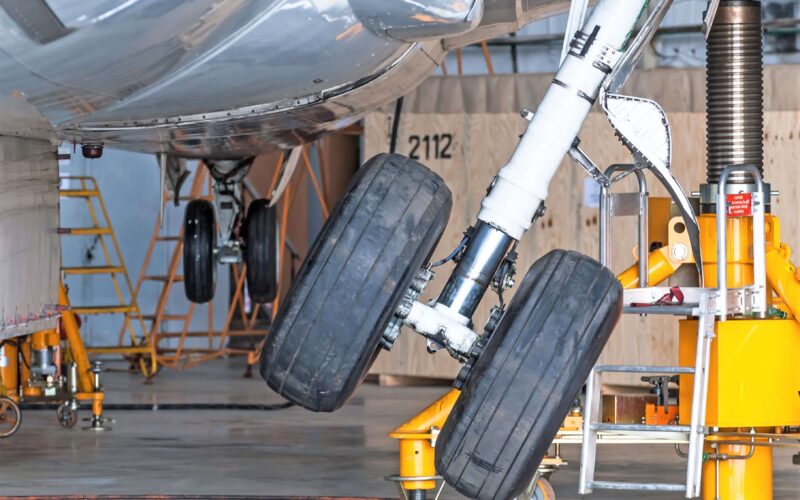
[677,209,800,500]
[0,281,110,436]
[603,189,800,499]
[58,281,111,431]
[388,390,560,500]
[612,193,800,499]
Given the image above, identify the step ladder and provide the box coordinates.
[579,289,715,497]
[132,164,212,370]
[578,162,715,497]
[577,164,770,497]
[59,176,157,377]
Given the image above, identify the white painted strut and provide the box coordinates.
[478,0,649,240]
[403,301,479,357]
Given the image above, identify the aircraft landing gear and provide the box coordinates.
[259,1,657,498]
[182,158,277,304]
[245,199,278,304]
[183,199,217,303]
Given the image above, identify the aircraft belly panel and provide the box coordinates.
[61,42,444,159]
[0,0,411,127]
[0,0,574,158]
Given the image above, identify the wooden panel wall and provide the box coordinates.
[365,108,800,382]
[246,134,360,308]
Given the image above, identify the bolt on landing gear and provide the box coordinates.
[182,158,277,305]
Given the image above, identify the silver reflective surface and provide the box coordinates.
[0,0,571,159]
[437,222,514,319]
[350,0,483,42]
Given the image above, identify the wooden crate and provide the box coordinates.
[365,68,800,384]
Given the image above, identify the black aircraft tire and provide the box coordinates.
[436,249,623,500]
[183,199,216,304]
[245,199,278,303]
[260,153,452,412]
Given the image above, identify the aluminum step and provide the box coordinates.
[588,481,685,492]
[623,305,696,316]
[594,365,694,374]
[592,423,689,433]
[156,236,181,242]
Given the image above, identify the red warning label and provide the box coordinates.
[726,193,753,217]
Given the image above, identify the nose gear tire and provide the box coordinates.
[260,153,452,412]
[435,249,623,500]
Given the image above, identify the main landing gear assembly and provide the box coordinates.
[182,158,277,305]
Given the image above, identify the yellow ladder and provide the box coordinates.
[132,165,211,370]
[59,176,157,377]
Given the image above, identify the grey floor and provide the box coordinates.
[0,359,797,499]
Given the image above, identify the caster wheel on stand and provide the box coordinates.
[57,403,78,429]
[435,250,623,500]
[0,397,21,437]
[260,153,452,412]
[517,476,556,500]
[245,199,278,303]
[183,199,217,303]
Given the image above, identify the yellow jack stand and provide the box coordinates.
[59,282,110,431]
[0,282,109,436]
[388,389,458,496]
[389,389,560,499]
[685,213,800,500]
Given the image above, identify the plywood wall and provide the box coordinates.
[364,75,800,383]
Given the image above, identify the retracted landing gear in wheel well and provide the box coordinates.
[260,153,452,412]
[435,250,623,500]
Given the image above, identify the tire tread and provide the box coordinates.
[436,250,622,499]
[261,154,452,412]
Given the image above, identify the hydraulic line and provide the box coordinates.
[706,0,764,185]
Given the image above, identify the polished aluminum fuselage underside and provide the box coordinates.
[0,0,571,159]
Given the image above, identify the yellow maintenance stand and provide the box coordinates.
[387,176,800,500]
[0,282,110,436]
[677,209,800,499]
